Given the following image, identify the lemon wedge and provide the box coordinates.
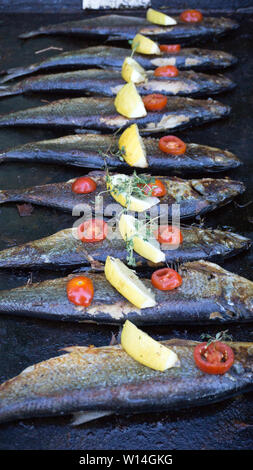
[118,124,148,168]
[131,33,161,56]
[146,8,177,26]
[105,257,156,309]
[119,214,165,264]
[114,81,147,118]
[121,320,179,371]
[107,173,159,212]
[121,57,147,84]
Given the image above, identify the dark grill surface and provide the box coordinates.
[0,11,252,450]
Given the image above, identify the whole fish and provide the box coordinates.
[0,133,241,174]
[0,69,235,100]
[0,337,252,425]
[0,171,245,218]
[18,14,239,42]
[0,260,252,324]
[0,46,237,84]
[0,225,249,270]
[0,96,230,133]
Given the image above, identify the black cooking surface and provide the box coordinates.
[0,12,252,450]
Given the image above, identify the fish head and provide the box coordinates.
[191,177,245,204]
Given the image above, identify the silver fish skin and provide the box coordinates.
[18,14,239,42]
[0,171,245,217]
[0,260,252,324]
[0,133,241,174]
[0,225,250,271]
[0,337,252,425]
[0,69,235,99]
[0,46,237,84]
[0,96,230,133]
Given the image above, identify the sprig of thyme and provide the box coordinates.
[200,330,232,347]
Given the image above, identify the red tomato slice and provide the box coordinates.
[156,225,183,245]
[78,219,108,243]
[151,268,182,291]
[138,178,167,197]
[159,135,186,155]
[66,276,94,307]
[154,65,179,78]
[180,9,203,23]
[142,94,167,112]
[72,177,97,194]
[194,342,234,375]
[159,44,181,53]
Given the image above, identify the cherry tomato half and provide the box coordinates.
[180,9,203,23]
[155,225,183,245]
[154,65,179,78]
[72,177,97,194]
[159,44,181,53]
[151,268,182,291]
[159,135,186,155]
[142,94,167,112]
[138,178,167,197]
[78,219,108,243]
[66,276,94,307]
[194,341,234,375]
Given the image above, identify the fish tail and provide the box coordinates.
[0,190,14,204]
[0,85,18,98]
[19,30,40,39]
[0,64,38,84]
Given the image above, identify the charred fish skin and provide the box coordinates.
[0,226,250,271]
[0,134,241,174]
[0,46,237,84]
[0,261,252,324]
[18,14,239,42]
[0,338,252,425]
[0,171,245,217]
[0,69,235,99]
[0,96,230,133]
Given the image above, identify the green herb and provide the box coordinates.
[130,41,140,58]
[125,236,136,267]
[200,330,232,347]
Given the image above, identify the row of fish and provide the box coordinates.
[1,11,253,427]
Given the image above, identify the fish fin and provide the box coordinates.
[0,85,18,98]
[19,31,38,39]
[0,65,37,84]
[71,411,113,426]
[60,346,91,354]
[105,35,123,42]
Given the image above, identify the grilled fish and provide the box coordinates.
[0,337,252,425]
[0,171,245,217]
[0,46,237,84]
[0,225,249,270]
[0,69,235,99]
[0,260,252,324]
[0,133,241,174]
[0,96,230,133]
[18,14,239,42]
